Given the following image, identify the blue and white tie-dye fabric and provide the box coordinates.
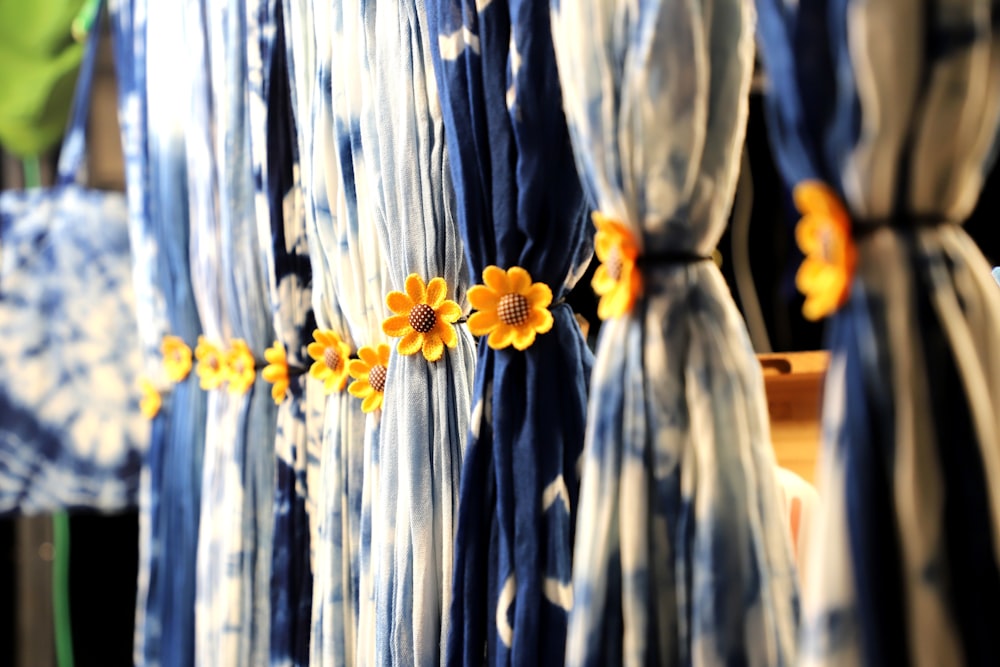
[755,1,1000,664]
[0,10,147,515]
[550,0,800,664]
[428,1,594,664]
[351,1,477,664]
[246,2,316,666]
[994,267,1000,286]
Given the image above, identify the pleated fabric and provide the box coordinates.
[184,0,278,665]
[427,1,594,664]
[246,2,316,666]
[755,1,1000,665]
[348,1,477,664]
[550,1,801,664]
[110,1,207,665]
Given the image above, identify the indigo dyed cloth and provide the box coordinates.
[756,0,1000,664]
[0,10,147,515]
[550,0,800,664]
[246,3,316,666]
[351,1,477,664]
[184,0,278,664]
[429,1,594,664]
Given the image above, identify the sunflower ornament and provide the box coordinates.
[225,339,257,395]
[161,335,193,383]
[308,329,352,393]
[262,341,290,405]
[793,181,857,321]
[467,266,553,350]
[591,212,642,319]
[195,337,227,390]
[138,377,162,419]
[349,344,391,413]
[382,274,463,362]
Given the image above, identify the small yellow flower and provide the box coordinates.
[348,344,391,413]
[308,329,352,393]
[591,212,642,319]
[139,377,161,419]
[793,181,857,321]
[161,335,193,383]
[467,266,553,350]
[382,274,463,362]
[262,341,290,405]
[225,339,256,395]
[195,337,226,390]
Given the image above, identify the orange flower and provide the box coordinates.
[348,344,391,413]
[793,181,857,321]
[225,339,256,395]
[139,377,161,419]
[262,341,290,405]
[308,329,352,393]
[467,266,553,350]
[591,212,642,319]
[382,274,463,362]
[195,337,226,390]
[161,335,193,383]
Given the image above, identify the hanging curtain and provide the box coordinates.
[245,1,316,666]
[350,1,477,663]
[428,1,593,664]
[184,0,278,664]
[755,0,1000,664]
[550,0,800,664]
[110,1,207,665]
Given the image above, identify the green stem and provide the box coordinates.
[52,512,74,667]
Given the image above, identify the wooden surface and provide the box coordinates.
[759,351,827,485]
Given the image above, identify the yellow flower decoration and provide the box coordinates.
[793,181,857,321]
[139,377,161,419]
[467,266,553,350]
[591,211,642,320]
[195,337,227,390]
[161,335,193,383]
[348,344,391,413]
[262,341,290,405]
[382,274,463,362]
[308,329,352,393]
[225,339,256,395]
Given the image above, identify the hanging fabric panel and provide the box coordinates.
[550,0,801,664]
[755,0,1000,664]
[352,0,477,663]
[428,1,594,664]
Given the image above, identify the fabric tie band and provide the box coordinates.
[636,251,714,267]
[853,214,955,239]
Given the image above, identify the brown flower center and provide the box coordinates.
[324,347,342,371]
[234,360,245,374]
[369,364,387,393]
[408,303,437,333]
[207,356,220,371]
[606,246,623,281]
[497,293,530,326]
[819,225,837,264]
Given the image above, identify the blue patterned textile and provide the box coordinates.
[349,1,477,664]
[755,1,1000,664]
[0,9,147,515]
[994,267,1000,286]
[109,1,207,665]
[246,2,316,665]
[550,1,800,665]
[184,0,278,664]
[428,2,594,664]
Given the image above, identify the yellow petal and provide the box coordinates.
[271,382,286,404]
[436,300,462,323]
[483,265,509,293]
[349,378,373,398]
[425,277,448,308]
[527,308,554,334]
[422,331,445,362]
[361,392,383,414]
[598,284,633,320]
[358,346,380,367]
[591,265,616,296]
[383,315,412,338]
[337,339,352,361]
[794,181,838,218]
[468,310,498,337]
[307,341,326,360]
[314,329,332,347]
[487,323,516,350]
[524,282,552,308]
[437,321,458,348]
[405,274,426,304]
[310,360,328,380]
[376,344,391,366]
[262,365,284,382]
[511,327,537,351]
[507,267,532,293]
[398,331,423,356]
[264,343,284,364]
[386,290,414,315]
[468,285,500,310]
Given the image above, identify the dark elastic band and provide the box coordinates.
[852,215,955,239]
[636,251,713,268]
